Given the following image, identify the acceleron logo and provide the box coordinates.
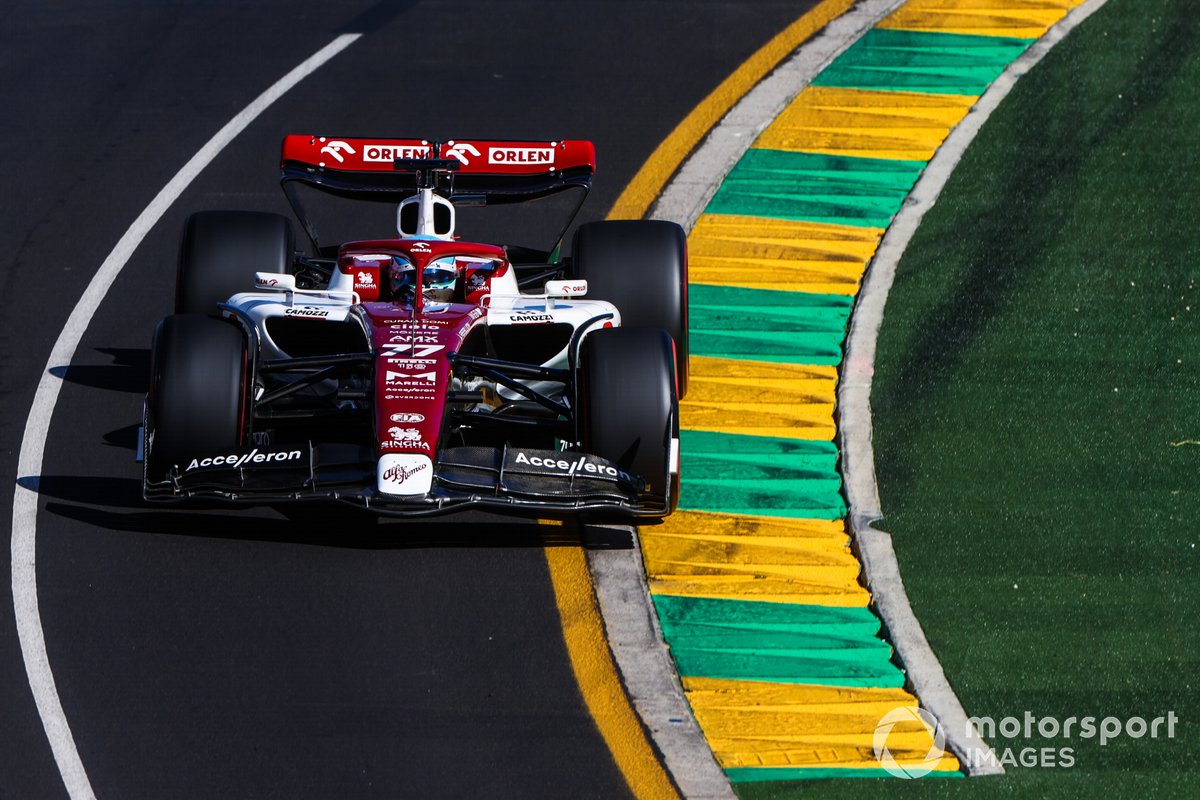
[873,706,947,779]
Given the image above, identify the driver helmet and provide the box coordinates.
[388,261,457,303]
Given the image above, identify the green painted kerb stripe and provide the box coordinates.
[690,283,852,365]
[726,767,965,782]
[813,28,1033,95]
[680,429,846,520]
[706,149,925,229]
[653,595,905,687]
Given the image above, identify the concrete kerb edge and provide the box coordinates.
[586,2,911,797]
[650,0,909,230]
[837,0,1113,778]
[586,529,733,800]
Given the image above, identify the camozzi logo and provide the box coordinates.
[873,706,947,779]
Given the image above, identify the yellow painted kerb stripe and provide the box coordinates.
[542,1,859,796]
[544,532,679,800]
[607,0,858,221]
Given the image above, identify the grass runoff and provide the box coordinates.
[740,0,1200,797]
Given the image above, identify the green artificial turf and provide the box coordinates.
[739,0,1200,797]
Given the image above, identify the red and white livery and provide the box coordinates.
[142,135,687,519]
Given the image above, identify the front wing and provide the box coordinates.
[143,442,670,518]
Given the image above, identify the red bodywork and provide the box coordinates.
[340,239,508,462]
[281,136,596,176]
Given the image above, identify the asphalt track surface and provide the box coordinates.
[0,1,821,797]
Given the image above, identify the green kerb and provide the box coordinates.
[726,767,965,782]
[812,27,1033,95]
[689,283,853,365]
[680,429,846,521]
[652,595,904,687]
[707,149,925,229]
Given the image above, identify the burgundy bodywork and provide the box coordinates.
[340,239,508,465]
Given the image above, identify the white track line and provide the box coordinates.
[11,33,361,799]
[839,0,1110,776]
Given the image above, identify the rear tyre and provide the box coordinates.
[147,314,248,477]
[176,210,293,315]
[579,327,679,514]
[571,220,689,397]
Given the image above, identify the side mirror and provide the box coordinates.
[544,279,587,298]
[255,272,296,291]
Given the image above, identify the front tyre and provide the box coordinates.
[146,314,248,478]
[579,327,679,514]
[176,210,293,315]
[571,220,689,398]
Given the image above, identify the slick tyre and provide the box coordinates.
[571,220,689,397]
[579,326,679,514]
[176,210,293,315]
[147,314,248,477]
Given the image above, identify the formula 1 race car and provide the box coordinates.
[141,136,688,518]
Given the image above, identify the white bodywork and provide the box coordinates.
[222,189,627,498]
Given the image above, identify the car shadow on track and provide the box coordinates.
[50,348,149,394]
[30,475,633,551]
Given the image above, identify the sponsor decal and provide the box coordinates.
[379,317,448,328]
[354,268,379,296]
[382,440,431,452]
[488,146,555,165]
[255,275,280,287]
[388,426,421,443]
[386,358,437,369]
[388,333,440,344]
[351,254,392,265]
[363,143,431,163]
[508,313,554,324]
[185,448,303,472]
[410,241,432,253]
[390,412,425,424]
[284,306,329,319]
[385,388,436,399]
[377,453,433,495]
[319,140,356,163]
[382,343,445,358]
[445,141,481,165]
[386,370,436,385]
[384,426,430,451]
[512,451,632,483]
[383,461,428,484]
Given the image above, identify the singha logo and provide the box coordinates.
[388,426,422,443]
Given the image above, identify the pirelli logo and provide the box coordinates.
[488,147,555,165]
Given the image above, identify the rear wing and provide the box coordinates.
[280,136,594,200]
[279,136,596,256]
